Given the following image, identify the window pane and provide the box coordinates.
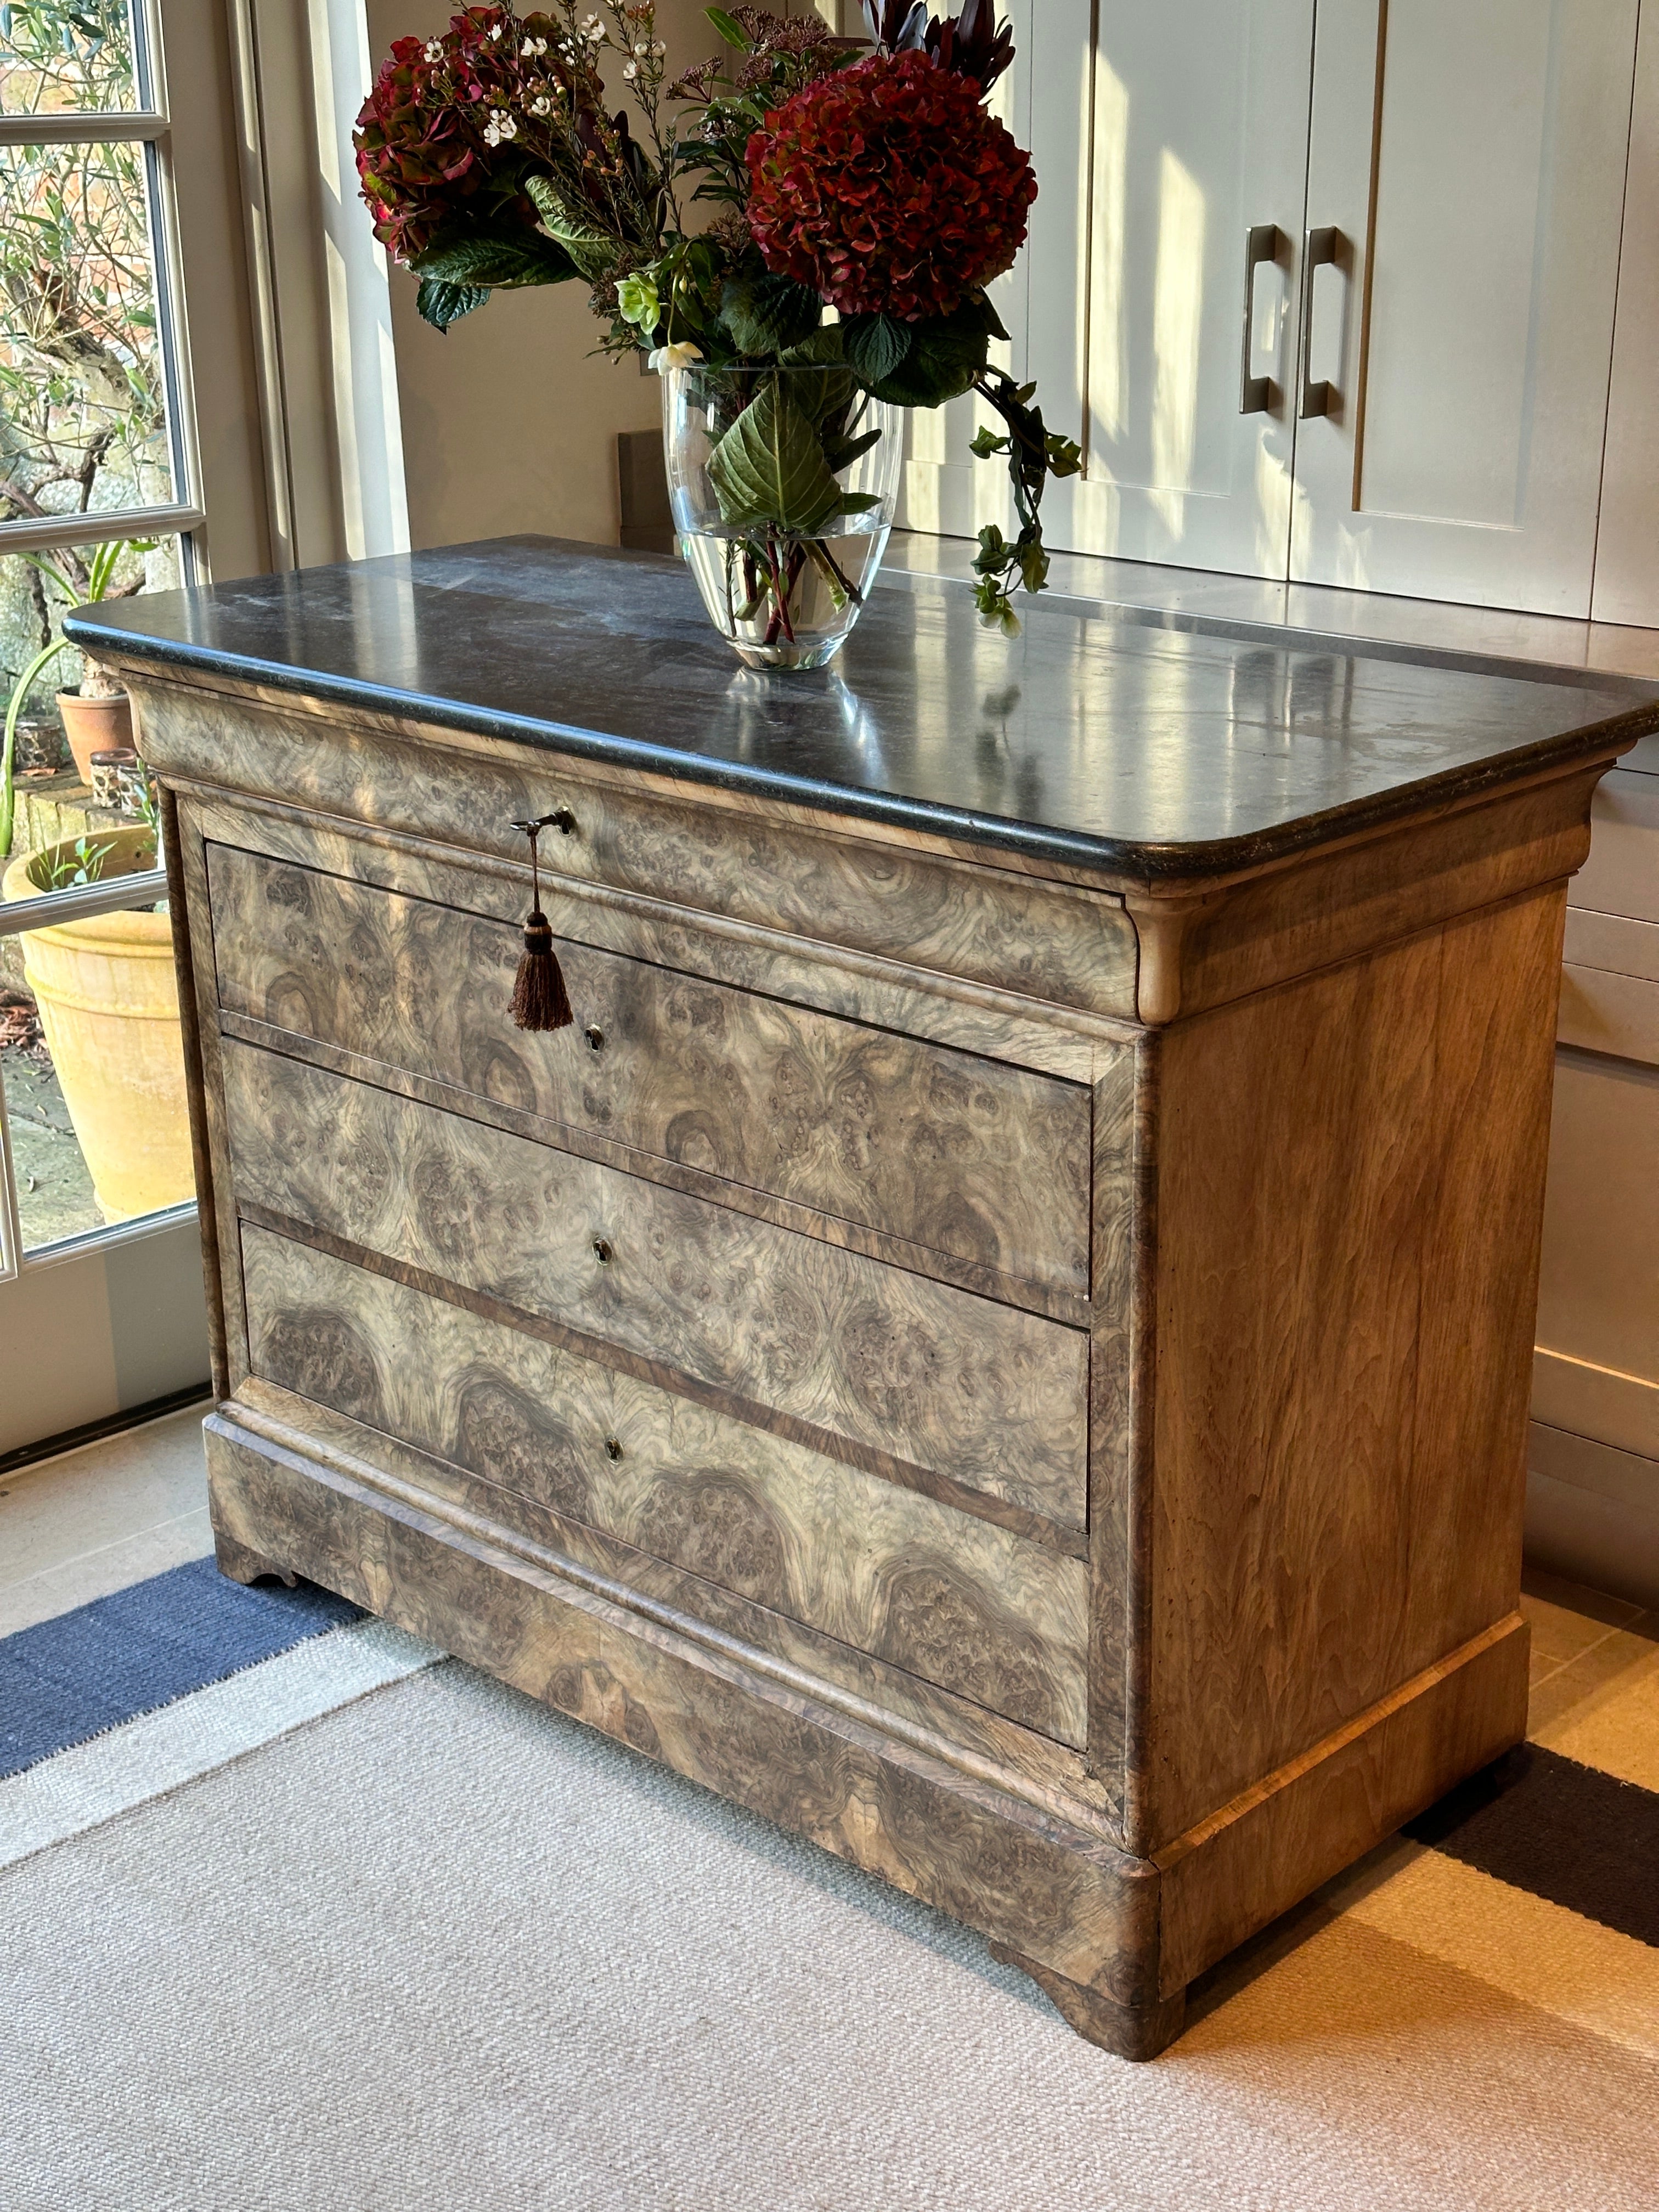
[0,139,174,522]
[2,534,179,775]
[2,538,188,1252]
[0,0,139,116]
[3,815,191,1256]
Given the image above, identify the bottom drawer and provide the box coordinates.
[240,1224,1090,1745]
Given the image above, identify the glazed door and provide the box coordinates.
[0,0,269,1453]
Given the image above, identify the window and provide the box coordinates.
[0,0,205,1279]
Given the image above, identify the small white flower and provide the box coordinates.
[633,39,648,54]
[482,121,500,145]
[622,59,637,78]
[422,37,442,60]
[488,20,501,37]
[485,105,517,142]
[650,39,666,54]
[648,341,704,373]
[530,93,551,115]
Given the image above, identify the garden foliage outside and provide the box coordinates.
[1,0,176,857]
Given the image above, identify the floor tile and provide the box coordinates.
[1530,1620,1659,1792]
[0,1407,211,1632]
[1521,1569,1644,1667]
[0,1508,214,1638]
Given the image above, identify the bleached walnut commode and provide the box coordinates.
[67,539,1655,2060]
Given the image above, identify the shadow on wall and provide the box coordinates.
[385,272,662,553]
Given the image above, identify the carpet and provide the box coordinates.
[0,1556,360,1779]
[1,1571,1655,2210]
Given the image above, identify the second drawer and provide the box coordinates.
[222,1042,1091,1532]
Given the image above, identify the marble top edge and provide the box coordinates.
[63,537,1659,883]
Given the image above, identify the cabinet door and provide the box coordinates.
[1291,0,1638,617]
[898,0,1314,582]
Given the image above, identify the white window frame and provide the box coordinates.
[0,0,207,1281]
[0,0,209,557]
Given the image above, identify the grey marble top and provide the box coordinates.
[65,535,1659,882]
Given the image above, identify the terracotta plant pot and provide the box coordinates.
[1,825,193,1224]
[57,690,134,785]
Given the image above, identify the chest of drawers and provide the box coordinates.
[71,540,1655,2060]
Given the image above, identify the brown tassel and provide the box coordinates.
[509,816,575,1033]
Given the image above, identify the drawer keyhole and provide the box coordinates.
[585,1025,605,1052]
[593,1237,613,1265]
[604,1435,623,1461]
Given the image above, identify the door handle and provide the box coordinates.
[1239,224,1282,415]
[1299,227,1341,420]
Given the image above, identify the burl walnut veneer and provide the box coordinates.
[67,539,1658,2061]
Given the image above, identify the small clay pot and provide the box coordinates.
[57,690,134,786]
[90,747,139,810]
[13,717,67,776]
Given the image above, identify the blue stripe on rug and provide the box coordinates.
[0,1558,362,1781]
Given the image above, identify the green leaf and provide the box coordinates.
[778,327,845,368]
[821,424,883,473]
[706,379,845,538]
[720,272,823,357]
[521,175,615,284]
[410,222,577,291]
[978,294,1013,344]
[969,426,1011,459]
[416,278,491,332]
[706,7,751,47]
[857,298,996,407]
[843,314,911,386]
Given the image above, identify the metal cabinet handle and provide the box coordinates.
[1239,225,1282,415]
[1298,227,1341,420]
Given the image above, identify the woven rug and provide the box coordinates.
[1,1566,1655,2210]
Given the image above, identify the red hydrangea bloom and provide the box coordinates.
[355,33,486,263]
[744,52,1036,322]
[355,7,564,263]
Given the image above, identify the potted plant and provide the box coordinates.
[0,793,194,1224]
[1,537,158,856]
[354,2,1080,667]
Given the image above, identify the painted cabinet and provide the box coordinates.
[907,0,1643,619]
[1293,0,1637,615]
[1530,735,1659,1603]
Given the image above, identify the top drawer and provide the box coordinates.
[206,843,1091,1300]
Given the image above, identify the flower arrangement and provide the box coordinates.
[356,1,1079,653]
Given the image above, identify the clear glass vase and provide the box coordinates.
[662,364,904,671]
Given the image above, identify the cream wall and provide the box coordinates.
[365,0,823,551]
